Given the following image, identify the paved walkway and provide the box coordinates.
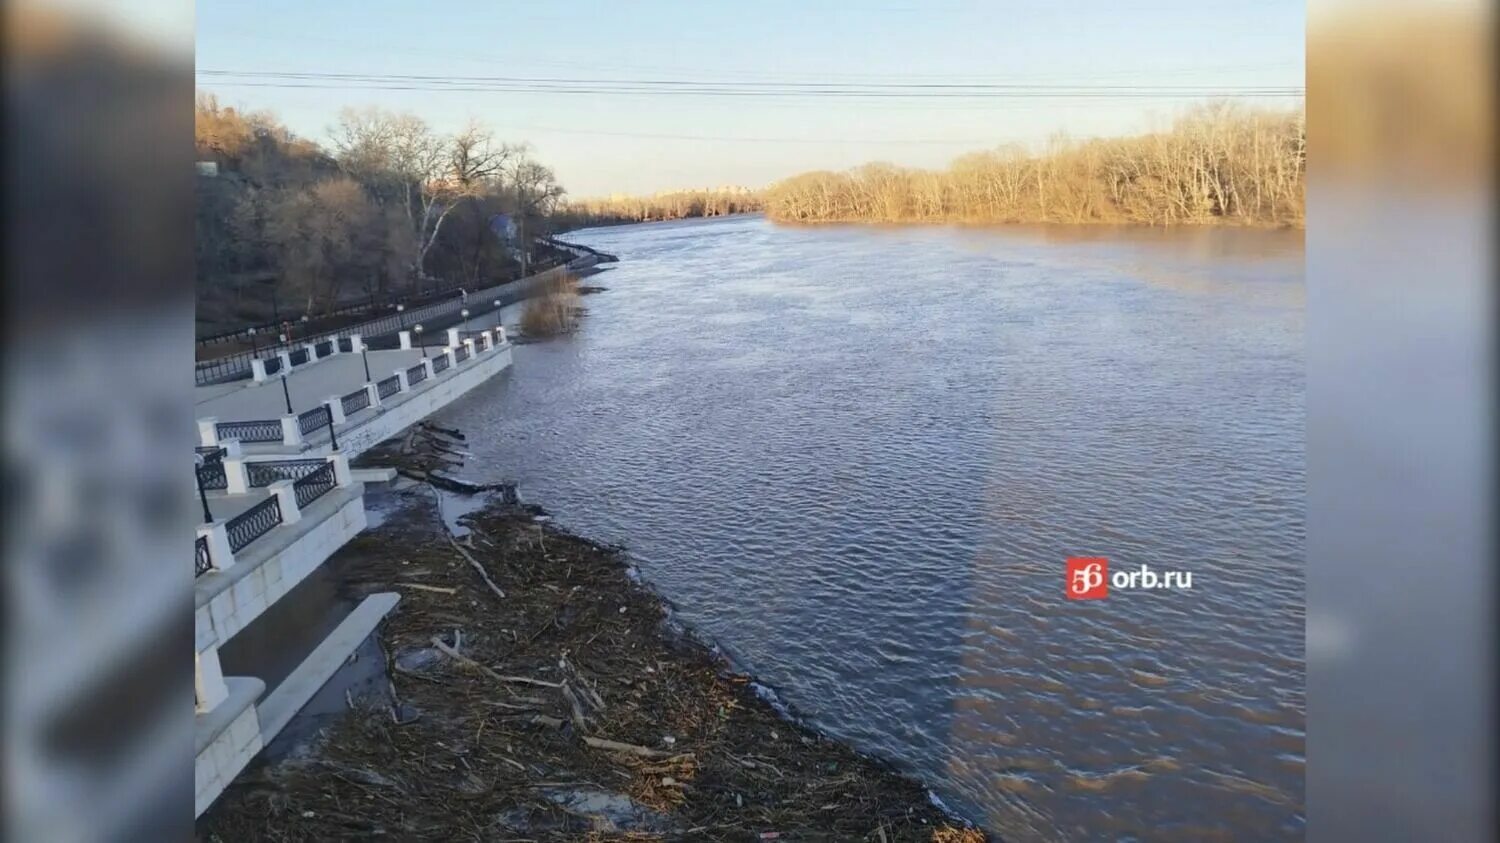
[195,349,434,421]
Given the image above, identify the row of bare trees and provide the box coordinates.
[764,104,1304,227]
[557,188,762,227]
[196,95,565,325]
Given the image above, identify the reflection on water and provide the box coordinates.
[435,215,1305,841]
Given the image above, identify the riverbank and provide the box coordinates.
[196,485,985,841]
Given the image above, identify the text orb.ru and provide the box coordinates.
[1066,558,1193,600]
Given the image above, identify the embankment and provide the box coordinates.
[196,487,986,841]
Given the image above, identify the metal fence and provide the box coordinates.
[407,363,428,386]
[377,375,401,399]
[297,406,331,437]
[195,535,212,577]
[216,419,283,444]
[432,354,451,374]
[288,348,310,367]
[226,494,282,553]
[246,458,328,488]
[195,447,228,491]
[195,255,583,385]
[292,461,337,509]
[341,387,371,417]
[314,339,333,357]
[454,345,470,363]
[262,355,283,376]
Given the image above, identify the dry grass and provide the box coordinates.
[520,272,582,338]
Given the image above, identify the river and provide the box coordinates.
[437,214,1305,841]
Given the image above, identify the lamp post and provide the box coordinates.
[396,303,406,330]
[359,338,371,382]
[247,326,259,358]
[494,299,503,329]
[194,454,213,524]
[280,372,294,414]
[414,324,426,358]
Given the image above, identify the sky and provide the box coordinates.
[196,0,1305,197]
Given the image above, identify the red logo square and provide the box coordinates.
[1067,557,1109,599]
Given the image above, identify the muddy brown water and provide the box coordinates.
[434,215,1302,840]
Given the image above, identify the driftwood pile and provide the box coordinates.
[197,486,986,841]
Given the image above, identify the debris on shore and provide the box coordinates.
[196,485,986,841]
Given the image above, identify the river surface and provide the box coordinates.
[438,214,1305,841]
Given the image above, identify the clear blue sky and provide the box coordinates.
[196,0,1304,197]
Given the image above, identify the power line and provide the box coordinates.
[196,69,1303,99]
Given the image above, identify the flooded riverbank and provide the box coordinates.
[198,485,982,840]
[432,215,1305,840]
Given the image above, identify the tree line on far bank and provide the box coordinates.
[764,104,1305,227]
[196,95,564,330]
[556,188,763,228]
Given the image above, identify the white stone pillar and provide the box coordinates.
[221,439,242,458]
[422,358,435,380]
[394,369,410,392]
[399,330,413,350]
[329,453,353,487]
[350,333,364,352]
[447,328,461,348]
[197,521,234,572]
[325,397,346,425]
[269,479,301,525]
[250,358,268,382]
[279,415,303,447]
[221,458,250,495]
[277,350,293,371]
[197,417,219,448]
[443,348,458,372]
[304,342,319,362]
[463,339,477,360]
[365,382,381,409]
[195,648,230,713]
[495,326,508,344]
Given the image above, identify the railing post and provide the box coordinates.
[325,396,346,425]
[251,358,269,382]
[394,369,410,392]
[277,350,293,372]
[195,648,230,713]
[422,358,435,380]
[304,342,319,362]
[399,330,413,350]
[198,521,234,572]
[350,332,364,352]
[479,330,492,351]
[222,457,250,495]
[443,347,458,371]
[447,328,461,348]
[365,381,381,409]
[463,338,477,359]
[279,415,304,447]
[270,479,301,525]
[197,417,219,448]
[495,326,508,344]
[330,453,353,487]
[220,439,242,458]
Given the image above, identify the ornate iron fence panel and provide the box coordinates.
[216,419,283,444]
[341,388,371,417]
[377,375,401,399]
[196,455,228,491]
[195,535,212,577]
[298,406,331,436]
[262,355,283,376]
[407,363,428,385]
[288,348,310,367]
[338,337,355,353]
[454,345,470,363]
[432,354,451,374]
[226,495,282,553]
[292,461,337,509]
[314,340,333,357]
[246,458,327,488]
